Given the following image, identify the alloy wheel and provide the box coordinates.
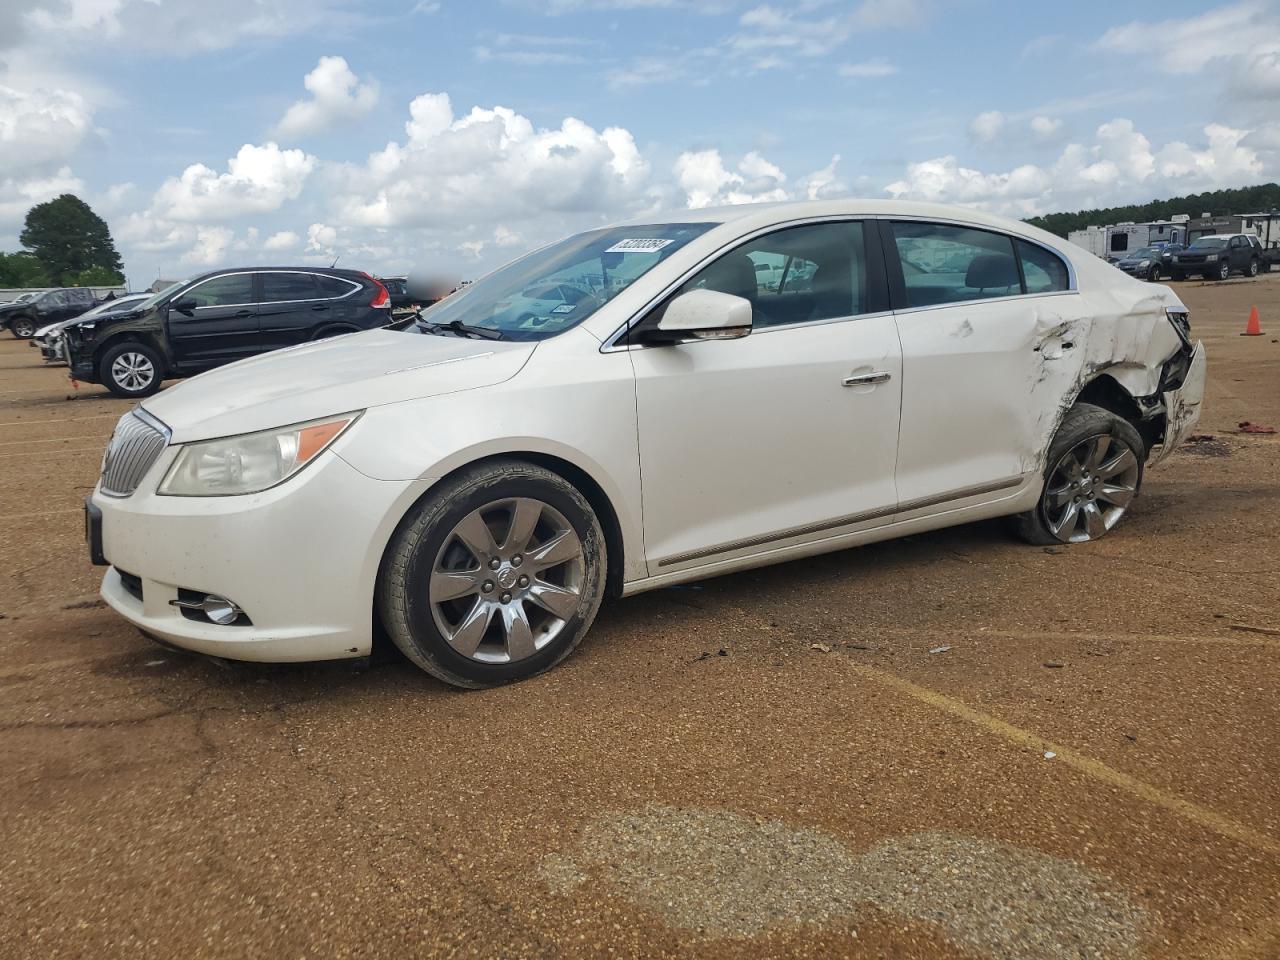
[429,497,585,664]
[13,318,35,338]
[1148,264,1160,282]
[111,351,156,392]
[1042,434,1140,543]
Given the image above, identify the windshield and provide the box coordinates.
[137,280,186,311]
[411,223,718,341]
[1189,237,1228,250]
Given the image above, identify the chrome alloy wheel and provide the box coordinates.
[111,351,156,391]
[1043,434,1140,543]
[430,497,585,664]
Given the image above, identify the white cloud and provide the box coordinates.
[0,166,84,224]
[263,230,301,251]
[838,58,897,78]
[799,154,847,200]
[1029,115,1063,141]
[727,0,929,65]
[276,56,378,139]
[151,142,316,221]
[181,226,234,265]
[0,83,92,175]
[674,149,789,208]
[331,93,653,234]
[886,119,1271,217]
[968,110,1005,144]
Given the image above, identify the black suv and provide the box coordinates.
[1170,234,1263,281]
[65,267,391,398]
[2,287,98,339]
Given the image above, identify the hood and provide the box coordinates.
[0,301,27,316]
[142,328,537,442]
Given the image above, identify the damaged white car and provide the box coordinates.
[88,200,1205,687]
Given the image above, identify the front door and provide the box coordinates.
[167,272,261,369]
[631,220,902,573]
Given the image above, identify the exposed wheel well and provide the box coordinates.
[94,333,164,368]
[1074,374,1160,455]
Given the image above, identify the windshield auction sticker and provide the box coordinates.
[604,238,676,254]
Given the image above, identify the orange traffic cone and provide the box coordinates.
[1242,305,1263,336]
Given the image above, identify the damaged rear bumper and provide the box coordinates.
[1147,341,1206,465]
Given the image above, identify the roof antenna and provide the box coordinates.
[330,256,340,268]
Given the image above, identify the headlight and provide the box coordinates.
[158,413,361,496]
[1172,256,1180,262]
[1206,254,1218,262]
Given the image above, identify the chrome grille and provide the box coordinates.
[100,411,168,497]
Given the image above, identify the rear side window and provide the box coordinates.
[316,275,357,298]
[890,222,1019,307]
[262,272,319,302]
[1017,240,1070,294]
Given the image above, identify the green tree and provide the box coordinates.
[0,251,52,288]
[19,194,124,285]
[66,265,126,287]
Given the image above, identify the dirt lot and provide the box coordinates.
[1,277,1278,960]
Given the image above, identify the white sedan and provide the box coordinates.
[88,200,1206,687]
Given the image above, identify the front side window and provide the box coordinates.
[890,222,1019,307]
[39,290,68,310]
[262,272,319,302]
[413,222,717,341]
[676,221,870,329]
[185,274,254,308]
[1017,240,1070,294]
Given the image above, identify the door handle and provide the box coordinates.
[312,304,329,311]
[842,371,892,387]
[234,309,253,317]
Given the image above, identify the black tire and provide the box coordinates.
[99,342,163,398]
[1147,264,1161,282]
[1247,258,1259,278]
[10,316,37,339]
[1215,261,1230,281]
[1015,403,1145,546]
[377,460,607,688]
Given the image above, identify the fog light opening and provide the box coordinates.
[170,593,249,626]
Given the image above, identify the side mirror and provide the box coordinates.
[647,289,751,344]
[172,297,197,314]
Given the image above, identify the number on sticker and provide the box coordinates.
[603,238,676,254]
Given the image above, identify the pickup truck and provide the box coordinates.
[1,287,99,339]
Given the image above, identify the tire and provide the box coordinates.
[1015,403,1145,546]
[99,342,163,398]
[1147,264,1161,282]
[1248,258,1259,278]
[10,316,37,339]
[1216,261,1230,281]
[377,460,607,688]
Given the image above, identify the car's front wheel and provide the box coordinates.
[10,316,37,339]
[378,460,607,688]
[1148,264,1161,282]
[1216,261,1231,281]
[100,342,163,398]
[1248,258,1260,277]
[1016,403,1144,545]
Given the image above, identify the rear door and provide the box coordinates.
[166,272,260,369]
[885,220,1085,509]
[257,271,328,351]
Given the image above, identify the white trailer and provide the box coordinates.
[1068,225,1107,258]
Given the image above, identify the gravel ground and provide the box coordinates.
[1,274,1278,959]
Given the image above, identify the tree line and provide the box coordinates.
[0,195,125,289]
[1026,182,1280,238]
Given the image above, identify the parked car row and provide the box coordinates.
[2,287,100,339]
[1110,234,1266,282]
[56,267,394,397]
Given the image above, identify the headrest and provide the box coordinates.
[965,254,1019,289]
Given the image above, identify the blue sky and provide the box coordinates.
[2,0,1277,288]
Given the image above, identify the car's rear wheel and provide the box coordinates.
[10,316,36,339]
[377,460,607,688]
[100,342,163,398]
[1016,403,1144,545]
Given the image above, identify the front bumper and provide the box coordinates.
[94,446,428,662]
[1148,341,1207,466]
[1170,258,1218,274]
